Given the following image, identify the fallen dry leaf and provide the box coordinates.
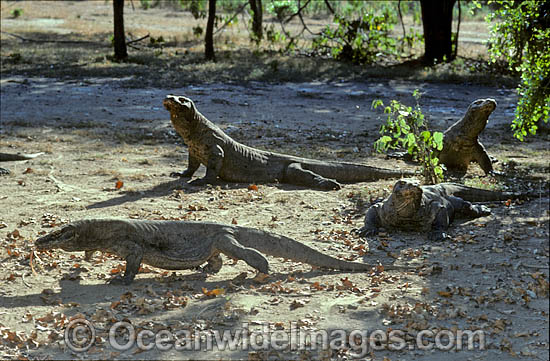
[290,299,306,310]
[202,287,225,297]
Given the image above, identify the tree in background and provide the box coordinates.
[113,0,128,61]
[420,0,457,64]
[483,0,549,140]
[249,0,263,43]
[205,0,216,60]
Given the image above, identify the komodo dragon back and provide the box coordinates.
[35,219,410,284]
[163,94,414,190]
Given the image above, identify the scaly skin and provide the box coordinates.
[163,95,412,190]
[35,219,411,284]
[359,179,519,241]
[438,98,497,175]
[0,152,43,175]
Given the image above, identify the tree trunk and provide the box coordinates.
[113,0,128,61]
[205,0,216,61]
[420,0,456,64]
[249,0,263,43]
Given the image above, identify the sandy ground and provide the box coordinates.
[0,1,549,360]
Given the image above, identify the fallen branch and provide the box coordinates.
[1,31,101,44]
[126,33,149,45]
[2,31,150,47]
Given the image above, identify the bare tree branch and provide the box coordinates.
[284,0,312,24]
[398,0,406,38]
[324,0,335,14]
[213,2,249,36]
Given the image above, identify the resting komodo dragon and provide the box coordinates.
[0,152,43,175]
[163,95,412,190]
[35,219,410,285]
[358,179,520,241]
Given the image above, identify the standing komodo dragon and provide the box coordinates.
[359,179,520,241]
[0,152,43,175]
[163,95,412,190]
[35,219,410,285]
[438,98,497,175]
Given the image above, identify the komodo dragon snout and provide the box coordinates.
[35,224,79,252]
[393,180,422,201]
[466,98,497,133]
[163,95,194,112]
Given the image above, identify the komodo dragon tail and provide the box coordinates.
[303,162,413,183]
[440,183,526,202]
[0,152,44,162]
[235,227,405,271]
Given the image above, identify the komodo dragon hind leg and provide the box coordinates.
[202,253,223,273]
[214,235,269,274]
[283,163,341,190]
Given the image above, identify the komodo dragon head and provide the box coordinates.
[35,223,87,252]
[388,179,423,217]
[462,98,497,136]
[163,95,198,124]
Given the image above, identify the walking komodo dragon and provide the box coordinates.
[163,95,412,190]
[359,179,521,241]
[35,219,410,285]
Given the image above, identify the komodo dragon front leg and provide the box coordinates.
[109,242,144,285]
[170,153,201,178]
[429,196,490,241]
[429,203,453,241]
[358,204,382,237]
[473,142,495,175]
[172,145,225,186]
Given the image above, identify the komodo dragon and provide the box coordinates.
[35,219,410,285]
[0,152,43,175]
[358,179,520,241]
[438,98,497,175]
[163,95,412,190]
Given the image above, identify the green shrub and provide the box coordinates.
[373,90,445,184]
[483,0,550,140]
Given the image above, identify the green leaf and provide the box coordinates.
[433,132,444,150]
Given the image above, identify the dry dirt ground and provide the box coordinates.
[1,1,549,360]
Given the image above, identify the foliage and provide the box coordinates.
[373,90,445,184]
[312,4,421,64]
[10,8,23,18]
[266,0,298,21]
[312,10,396,64]
[483,0,550,140]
